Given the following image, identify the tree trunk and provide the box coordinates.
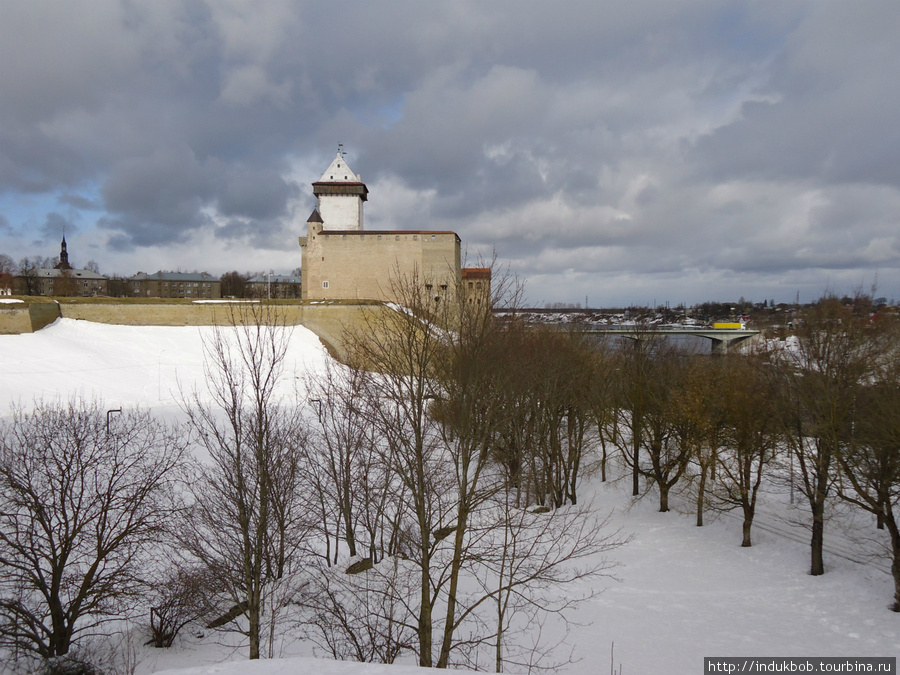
[418,558,432,667]
[248,592,261,659]
[696,463,707,527]
[883,512,900,612]
[658,482,669,513]
[741,517,753,547]
[632,431,640,497]
[810,498,825,576]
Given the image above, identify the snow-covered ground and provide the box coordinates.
[1,319,898,674]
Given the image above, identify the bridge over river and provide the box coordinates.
[580,325,761,354]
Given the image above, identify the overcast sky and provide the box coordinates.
[1,1,899,307]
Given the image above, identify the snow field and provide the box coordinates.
[1,319,897,674]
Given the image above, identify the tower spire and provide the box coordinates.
[55,230,72,270]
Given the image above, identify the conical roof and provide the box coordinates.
[319,151,360,183]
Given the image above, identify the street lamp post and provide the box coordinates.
[106,408,122,434]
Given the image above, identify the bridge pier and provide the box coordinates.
[710,335,755,355]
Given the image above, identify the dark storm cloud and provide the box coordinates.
[215,163,297,220]
[0,129,91,193]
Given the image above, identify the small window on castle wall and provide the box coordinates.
[377,235,382,240]
[413,235,418,240]
[395,235,400,240]
[323,281,329,289]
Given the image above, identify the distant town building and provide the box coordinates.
[246,274,302,299]
[299,151,486,303]
[129,271,221,299]
[14,236,109,296]
[30,268,108,297]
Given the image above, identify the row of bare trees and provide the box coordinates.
[598,294,900,612]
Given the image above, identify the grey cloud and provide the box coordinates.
[0,128,90,193]
[691,3,900,188]
[41,212,76,240]
[59,194,102,211]
[216,163,297,220]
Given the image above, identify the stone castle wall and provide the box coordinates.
[0,300,381,361]
[301,224,461,301]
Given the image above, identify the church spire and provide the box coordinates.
[55,232,72,270]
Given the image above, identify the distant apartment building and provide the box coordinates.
[129,271,221,299]
[13,235,109,296]
[246,274,302,299]
[25,268,109,297]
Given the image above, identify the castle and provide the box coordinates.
[299,151,487,304]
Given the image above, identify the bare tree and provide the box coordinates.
[669,356,728,527]
[179,302,310,659]
[591,341,621,484]
[0,254,14,295]
[483,492,627,673]
[834,320,900,610]
[618,346,693,513]
[711,356,782,546]
[305,358,394,565]
[0,399,186,661]
[773,294,888,575]
[492,326,600,510]
[298,556,418,663]
[614,328,668,497]
[146,564,221,648]
[220,271,250,298]
[16,257,40,295]
[343,270,455,667]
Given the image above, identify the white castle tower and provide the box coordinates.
[312,150,368,231]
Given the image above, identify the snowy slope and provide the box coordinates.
[1,320,898,674]
[0,318,329,413]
